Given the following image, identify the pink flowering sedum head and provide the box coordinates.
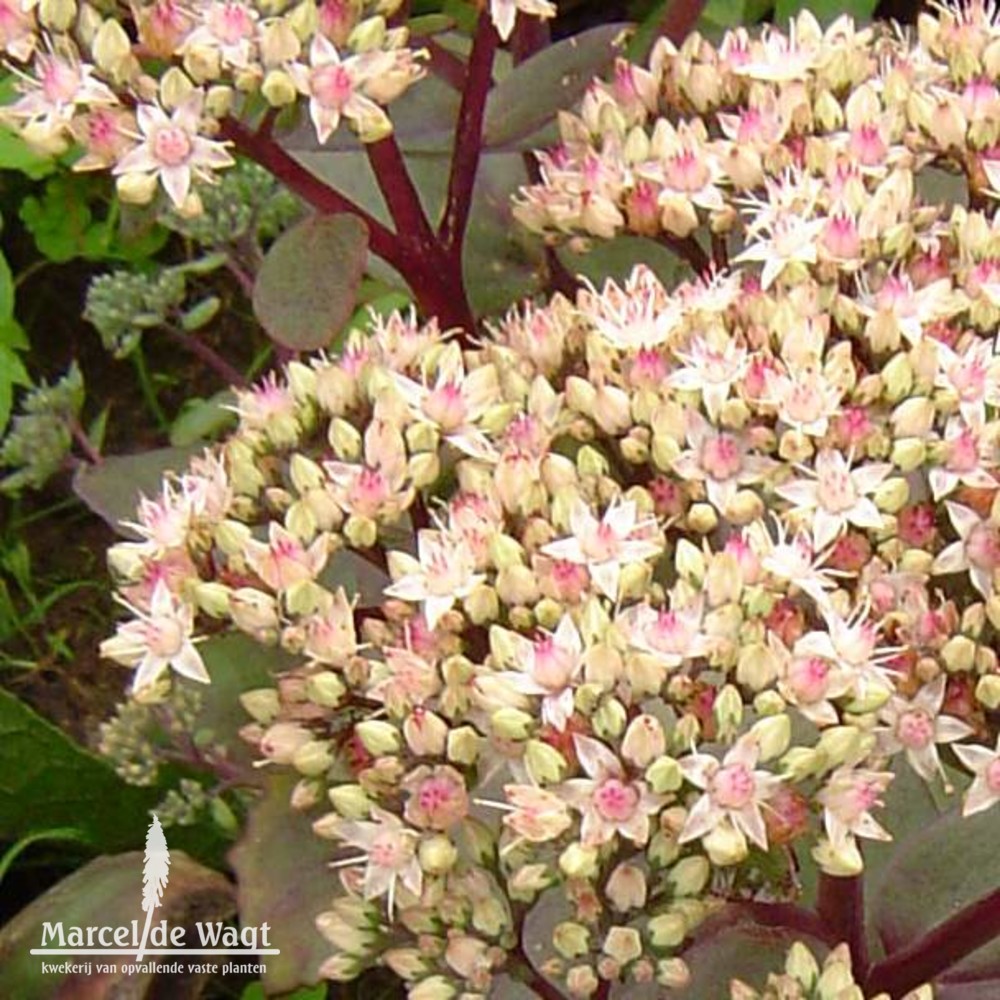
[95,4,1000,997]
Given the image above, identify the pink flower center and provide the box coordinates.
[152,125,193,167]
[532,636,575,690]
[947,428,981,472]
[783,378,827,424]
[146,618,184,658]
[987,758,1000,793]
[350,467,388,515]
[208,2,254,44]
[897,709,935,750]
[823,213,861,259]
[664,149,709,193]
[423,381,467,430]
[967,523,1000,570]
[818,465,858,514]
[844,778,882,820]
[849,122,887,166]
[416,776,466,824]
[950,358,987,401]
[788,656,830,703]
[370,829,411,868]
[593,778,639,822]
[312,63,354,110]
[700,435,743,481]
[41,58,80,105]
[711,763,755,810]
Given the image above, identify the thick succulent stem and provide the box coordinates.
[440,14,499,257]
[658,0,708,45]
[818,872,869,978]
[864,885,1000,998]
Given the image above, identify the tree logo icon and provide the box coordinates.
[136,814,170,961]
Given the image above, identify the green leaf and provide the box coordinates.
[229,772,333,994]
[0,851,234,998]
[169,390,236,446]
[0,689,164,849]
[0,125,56,180]
[0,249,13,321]
[72,446,202,533]
[0,317,29,350]
[253,214,369,351]
[483,25,629,150]
[871,800,1000,983]
[557,234,692,287]
[0,828,88,888]
[187,634,297,768]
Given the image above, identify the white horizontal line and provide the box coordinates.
[31,949,280,955]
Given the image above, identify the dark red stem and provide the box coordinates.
[68,418,102,465]
[418,37,468,90]
[660,233,711,274]
[818,873,868,977]
[865,885,1000,998]
[439,14,499,256]
[164,324,249,388]
[658,0,708,44]
[365,134,439,252]
[510,13,550,64]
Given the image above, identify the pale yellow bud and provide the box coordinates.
[327,783,372,819]
[647,912,687,949]
[355,719,401,755]
[553,921,590,959]
[559,842,599,879]
[606,862,647,911]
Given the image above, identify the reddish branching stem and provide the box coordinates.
[440,14,499,256]
[366,134,439,253]
[164,324,249,388]
[818,873,869,977]
[418,37,469,90]
[864,885,1000,998]
[658,0,709,45]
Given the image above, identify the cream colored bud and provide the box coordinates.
[703,821,748,866]
[593,698,627,740]
[293,739,334,777]
[328,783,373,819]
[355,719,401,755]
[976,674,1000,710]
[668,856,710,897]
[606,862,647,911]
[93,19,132,74]
[713,684,743,740]
[603,926,641,964]
[891,397,935,437]
[646,755,682,794]
[39,0,75,30]
[622,714,666,768]
[495,566,539,607]
[942,634,976,672]
[160,67,195,110]
[674,539,706,582]
[559,842,599,879]
[749,714,791,761]
[260,21,301,65]
[815,725,864,768]
[553,921,590,959]
[647,912,687,949]
[408,451,440,488]
[464,583,499,624]
[194,581,231,617]
[419,835,458,875]
[491,707,533,740]
[686,503,718,534]
[306,671,346,708]
[891,437,926,471]
[447,726,482,765]
[116,172,158,205]
[239,687,280,724]
[403,709,447,756]
[754,690,786,716]
[881,352,913,401]
[525,739,567,783]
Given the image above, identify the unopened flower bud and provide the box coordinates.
[328,783,373,819]
[668,856,710,897]
[525,739,567,783]
[647,912,686,949]
[606,862,647,911]
[750,714,791,761]
[553,921,590,959]
[491,707,533,740]
[622,714,666,768]
[355,719,401,755]
[306,671,346,707]
[240,687,279,723]
[293,739,334,776]
[686,503,717,534]
[592,697,627,739]
[604,926,641,964]
[942,634,976,672]
[702,821,748,866]
[713,684,743,740]
[419,835,457,875]
[646,755,682,793]
[447,726,481,765]
[559,842,599,879]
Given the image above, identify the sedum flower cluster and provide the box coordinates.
[0,0,555,211]
[96,3,1000,997]
[730,942,931,1000]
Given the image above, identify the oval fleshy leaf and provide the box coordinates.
[871,803,1000,984]
[252,214,369,351]
[483,25,628,150]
